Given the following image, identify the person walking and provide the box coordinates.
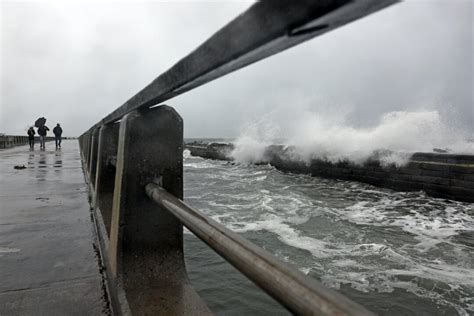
[53,123,63,149]
[27,126,35,149]
[37,125,50,149]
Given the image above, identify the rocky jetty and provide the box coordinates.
[185,142,474,203]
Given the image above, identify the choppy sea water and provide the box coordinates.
[182,150,474,315]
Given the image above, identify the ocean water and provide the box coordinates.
[182,150,474,315]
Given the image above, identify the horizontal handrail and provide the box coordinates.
[93,0,398,128]
[145,183,374,316]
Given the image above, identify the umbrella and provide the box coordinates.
[35,117,46,127]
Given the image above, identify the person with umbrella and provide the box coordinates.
[35,117,49,149]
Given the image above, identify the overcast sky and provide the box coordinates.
[1,0,472,137]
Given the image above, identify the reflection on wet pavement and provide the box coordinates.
[0,140,108,314]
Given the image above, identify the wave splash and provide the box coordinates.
[231,110,474,166]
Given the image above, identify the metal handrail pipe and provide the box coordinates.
[145,183,374,316]
[98,0,398,127]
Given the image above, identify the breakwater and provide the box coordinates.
[185,143,474,203]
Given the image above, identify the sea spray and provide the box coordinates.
[231,110,474,166]
[231,117,281,164]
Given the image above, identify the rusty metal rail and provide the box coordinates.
[78,1,399,314]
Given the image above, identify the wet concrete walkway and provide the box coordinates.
[0,140,109,315]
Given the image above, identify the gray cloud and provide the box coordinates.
[1,0,472,138]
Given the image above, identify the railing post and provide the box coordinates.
[83,133,88,167]
[93,123,119,235]
[79,135,83,157]
[89,128,100,190]
[85,133,90,170]
[107,105,209,314]
[80,134,87,162]
[86,131,93,176]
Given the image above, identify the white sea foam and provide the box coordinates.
[230,214,336,258]
[231,110,474,166]
[342,199,474,251]
[183,149,192,159]
[183,153,474,313]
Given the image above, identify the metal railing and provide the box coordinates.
[0,135,30,148]
[0,135,56,149]
[78,1,398,315]
[145,184,371,315]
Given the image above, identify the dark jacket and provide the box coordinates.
[53,126,63,137]
[27,129,35,138]
[38,126,49,136]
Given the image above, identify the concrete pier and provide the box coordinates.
[0,141,109,315]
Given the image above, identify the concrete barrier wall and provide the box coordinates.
[186,143,474,203]
[0,135,56,149]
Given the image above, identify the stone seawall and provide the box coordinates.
[185,143,474,203]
